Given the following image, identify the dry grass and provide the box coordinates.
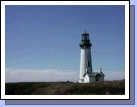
[5,79,125,95]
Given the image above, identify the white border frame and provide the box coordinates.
[1,1,129,99]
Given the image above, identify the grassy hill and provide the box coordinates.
[5,79,125,95]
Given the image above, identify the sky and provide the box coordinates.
[5,5,125,82]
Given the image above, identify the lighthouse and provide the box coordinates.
[79,31,105,83]
[79,31,92,83]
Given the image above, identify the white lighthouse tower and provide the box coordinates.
[79,31,92,83]
[79,31,105,83]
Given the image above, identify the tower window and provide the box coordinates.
[84,36,87,40]
[82,36,89,40]
[88,61,90,67]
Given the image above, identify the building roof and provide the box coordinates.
[83,72,105,77]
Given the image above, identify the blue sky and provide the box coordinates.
[5,5,125,82]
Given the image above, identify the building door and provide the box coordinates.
[96,78,99,81]
[96,74,101,82]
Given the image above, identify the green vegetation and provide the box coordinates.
[5,80,125,95]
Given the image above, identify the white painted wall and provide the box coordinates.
[83,75,97,83]
[84,75,89,82]
[79,48,92,83]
